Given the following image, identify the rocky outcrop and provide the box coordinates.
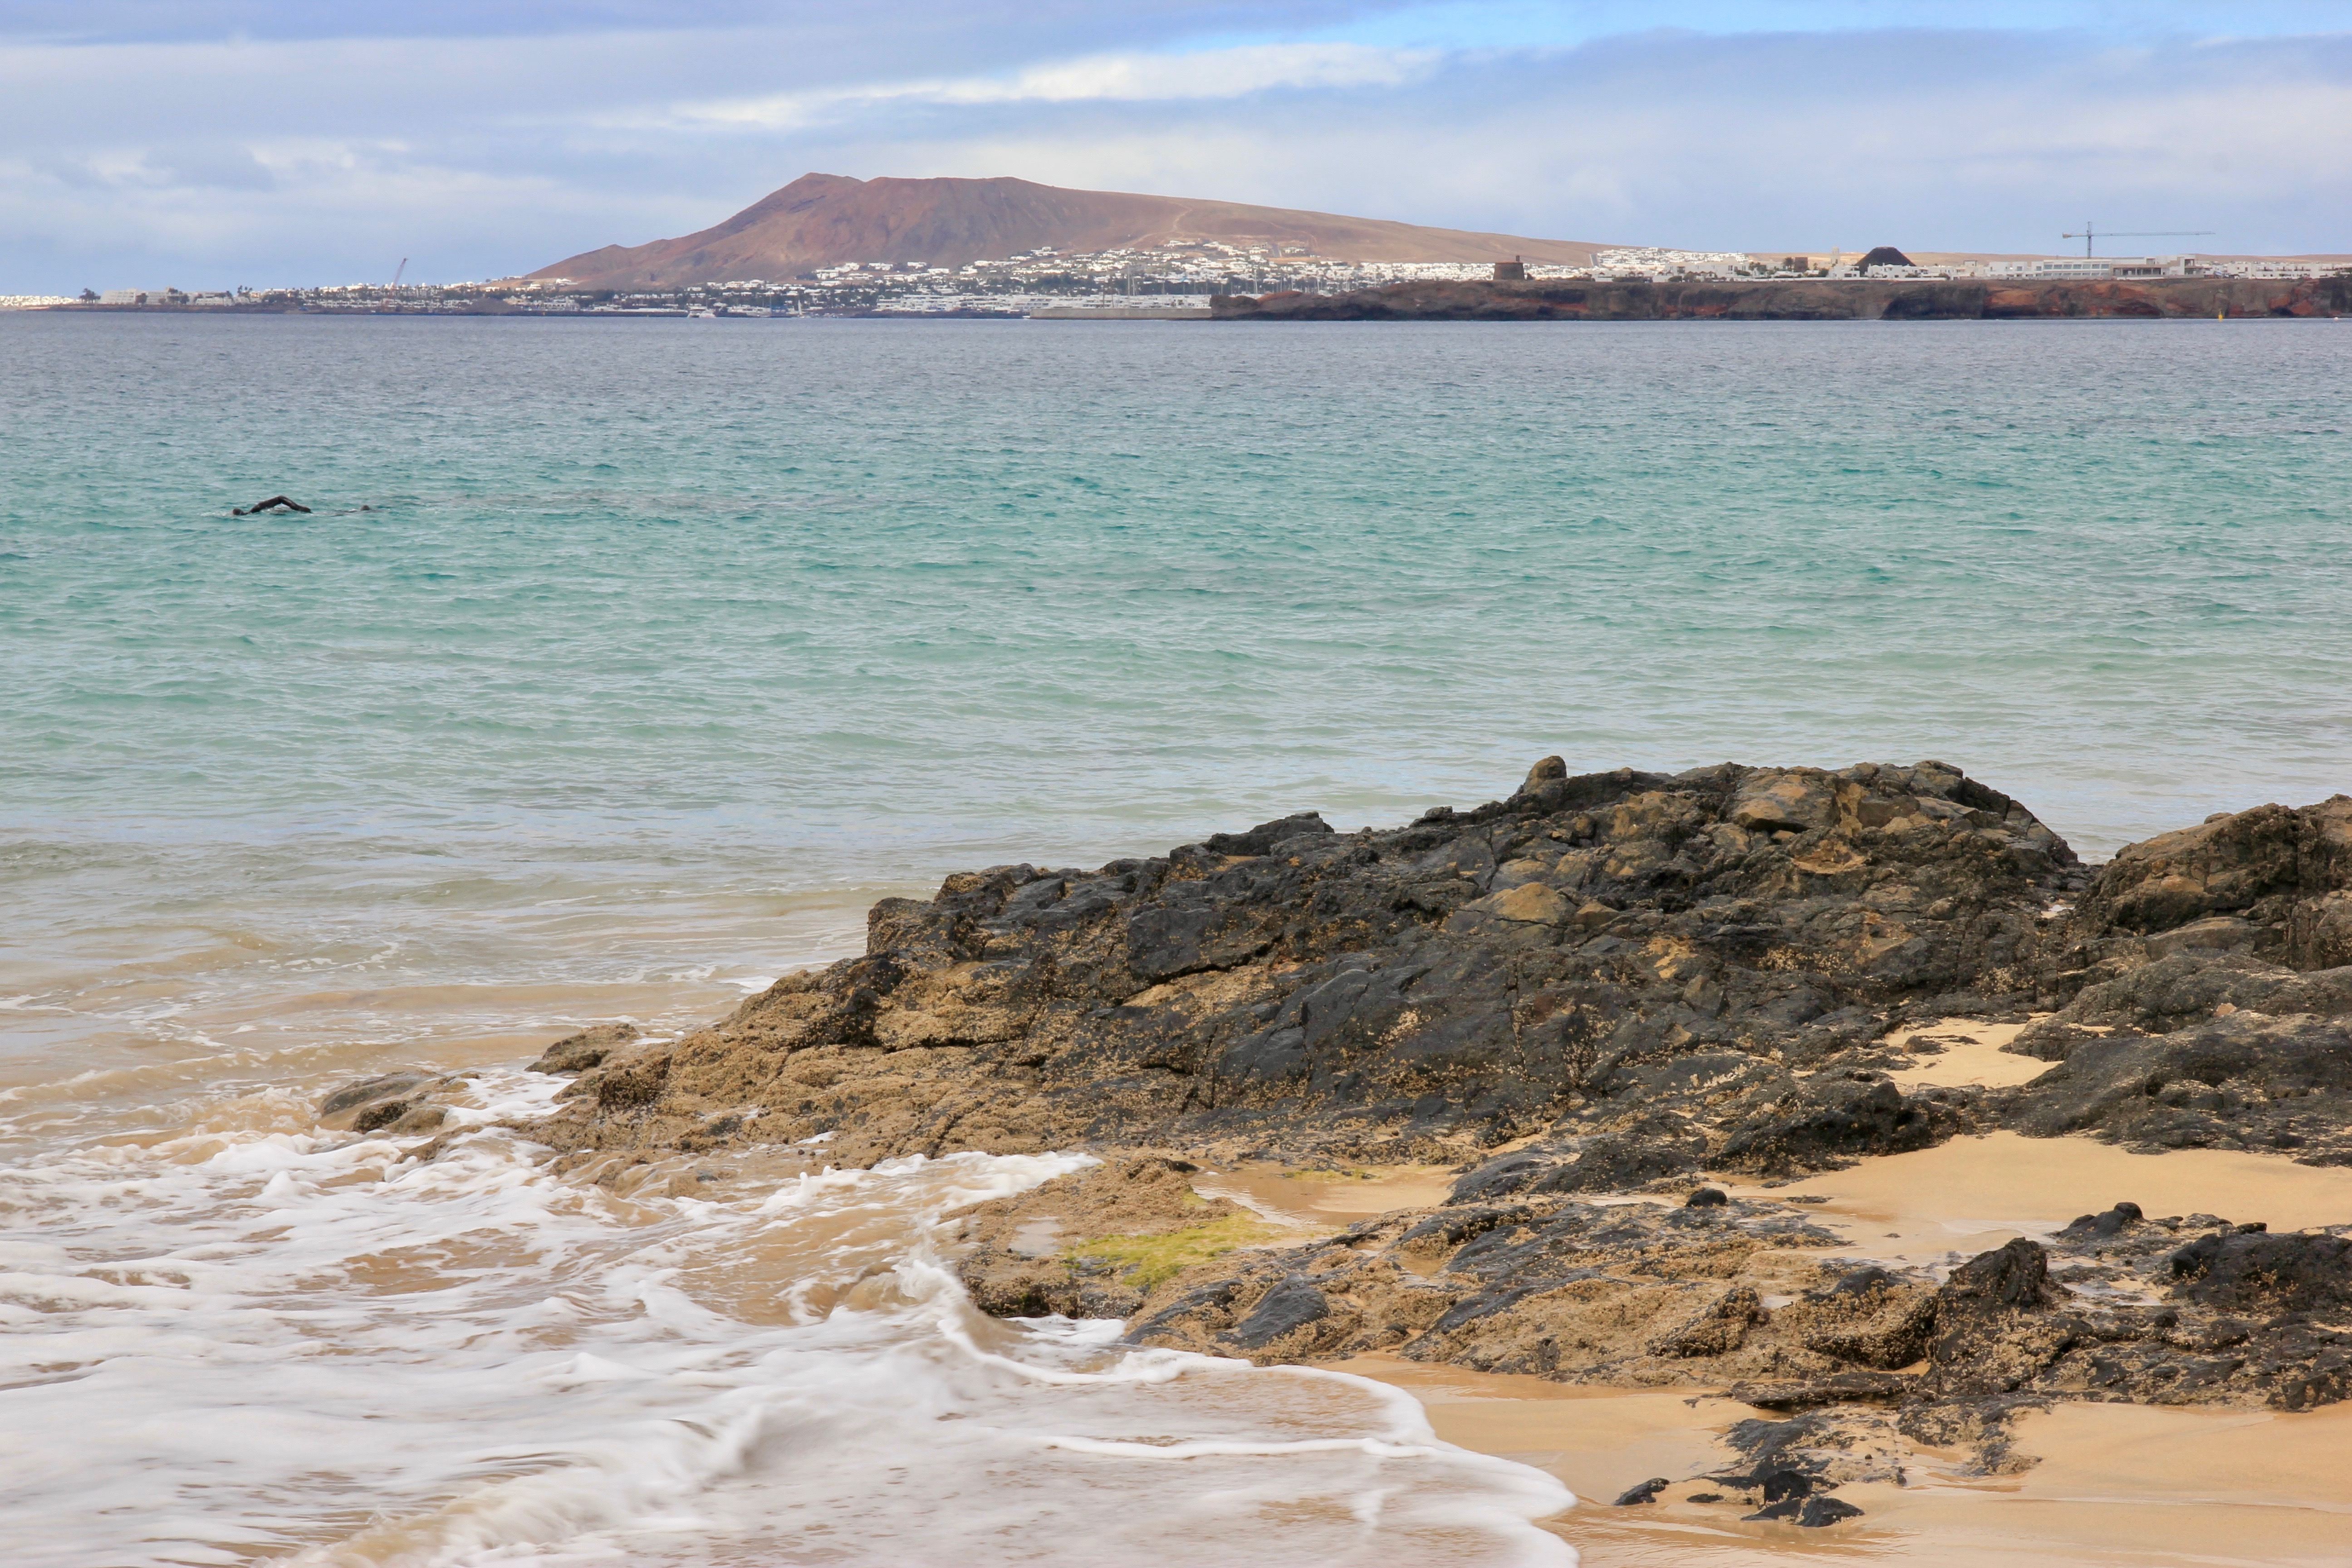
[298,758,2352,1488]
[1211,276,2352,323]
[2009,794,2352,1163]
[519,759,2082,1170]
[2062,796,2352,965]
[1116,1184,2352,1473]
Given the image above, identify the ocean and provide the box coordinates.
[1,310,2347,1565]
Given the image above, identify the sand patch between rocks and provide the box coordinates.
[1883,1018,2054,1090]
[1723,1131,2352,1266]
[1346,1354,2352,1566]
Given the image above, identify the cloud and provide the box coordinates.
[0,0,1391,46]
[846,29,2352,254]
[0,15,2345,292]
[657,44,1438,131]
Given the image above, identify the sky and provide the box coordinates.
[1,1,2346,291]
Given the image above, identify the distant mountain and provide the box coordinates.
[529,173,1611,288]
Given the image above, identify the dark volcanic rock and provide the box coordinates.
[523,758,2080,1169]
[1114,1187,2352,1469]
[2169,1230,2352,1315]
[1989,794,2352,1166]
[1926,1240,2071,1395]
[1719,1072,1968,1174]
[489,763,2352,1449]
[1223,1275,1333,1349]
[2070,797,2352,955]
[2003,1013,2352,1158]
[1123,1191,1851,1383]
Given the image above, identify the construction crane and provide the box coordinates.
[391,257,408,288]
[2061,223,2214,258]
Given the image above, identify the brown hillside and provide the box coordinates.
[530,173,1610,287]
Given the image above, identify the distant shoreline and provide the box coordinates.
[17,274,2352,323]
[1212,274,2352,321]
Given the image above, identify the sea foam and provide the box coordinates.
[0,1068,1573,1567]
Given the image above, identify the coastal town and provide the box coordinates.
[5,238,2344,318]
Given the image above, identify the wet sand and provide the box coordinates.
[1347,1355,2352,1566]
[1882,1018,2055,1091]
[1191,1162,1461,1226]
[1724,1130,2352,1266]
[1659,1014,2352,1265]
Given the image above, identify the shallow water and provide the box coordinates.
[3,311,2350,1563]
[0,1081,1569,1567]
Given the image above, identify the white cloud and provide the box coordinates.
[655,44,1438,132]
[0,21,2346,291]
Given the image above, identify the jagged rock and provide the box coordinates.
[1726,1371,1918,1410]
[1123,1192,1850,1376]
[529,1022,642,1074]
[2003,1013,2352,1161]
[522,759,2082,1172]
[2073,797,2352,954]
[1222,1276,1336,1350]
[476,766,2352,1453]
[1646,1286,1764,1357]
[2060,1201,2144,1238]
[1449,1113,1712,1199]
[1783,1269,1937,1369]
[2169,1230,2352,1314]
[1980,794,2352,1165]
[2015,956,2352,1053]
[1926,1240,2072,1395]
[1720,1073,1969,1173]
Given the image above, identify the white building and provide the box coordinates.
[1980,256,2198,280]
[2204,260,2344,279]
[1593,246,1752,279]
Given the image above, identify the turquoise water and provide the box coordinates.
[3,311,2350,1567]
[5,311,2351,1070]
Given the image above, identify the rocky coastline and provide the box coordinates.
[334,758,2352,1529]
[1210,275,2352,321]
